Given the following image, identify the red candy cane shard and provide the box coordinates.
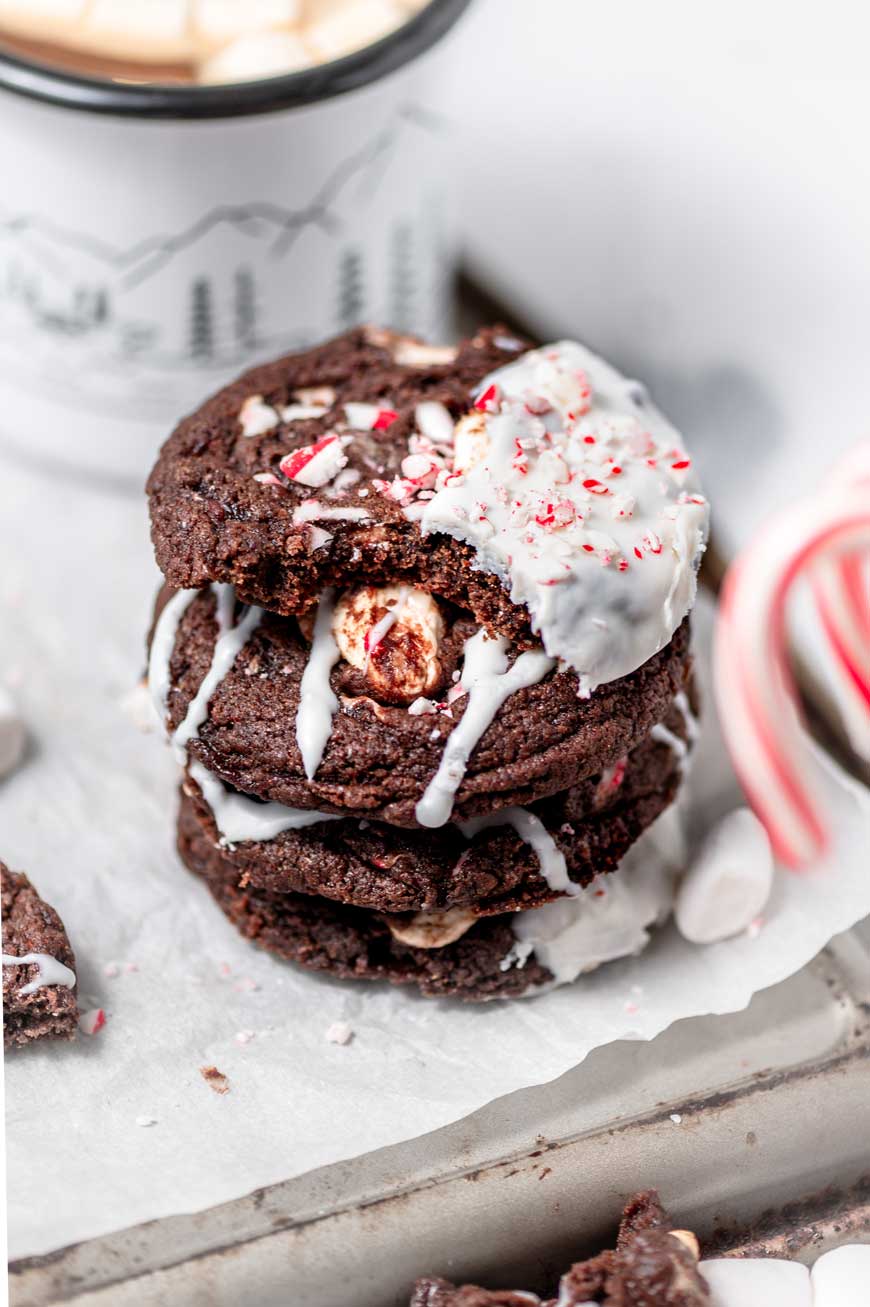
[714,458,870,868]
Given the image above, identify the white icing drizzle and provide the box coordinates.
[172,587,262,761]
[148,584,340,845]
[2,952,76,996]
[416,341,709,694]
[189,761,339,845]
[296,588,341,780]
[651,722,689,763]
[674,689,700,742]
[461,806,577,897]
[415,629,555,828]
[147,588,199,725]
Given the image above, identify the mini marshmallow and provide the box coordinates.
[384,908,477,950]
[86,0,190,55]
[699,1258,811,1307]
[239,395,280,437]
[194,0,302,48]
[200,29,315,82]
[392,339,458,369]
[333,585,444,702]
[305,0,405,61]
[675,808,773,945]
[0,686,26,780]
[811,1244,870,1306]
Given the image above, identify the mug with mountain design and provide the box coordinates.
[0,0,470,485]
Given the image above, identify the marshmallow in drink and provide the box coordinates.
[306,0,406,61]
[200,28,315,82]
[675,808,774,945]
[699,1258,811,1307]
[811,1244,870,1306]
[86,0,190,57]
[194,0,302,48]
[0,686,26,780]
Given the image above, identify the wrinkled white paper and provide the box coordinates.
[3,457,869,1261]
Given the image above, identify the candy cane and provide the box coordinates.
[713,446,870,868]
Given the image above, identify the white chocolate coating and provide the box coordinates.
[418,341,708,694]
[461,806,575,898]
[188,760,339,844]
[508,807,685,987]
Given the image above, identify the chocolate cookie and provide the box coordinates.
[177,796,553,1001]
[150,583,693,827]
[1,861,78,1048]
[147,328,538,640]
[180,721,684,914]
[147,329,708,698]
[411,1190,710,1305]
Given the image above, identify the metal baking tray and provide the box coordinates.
[11,920,870,1305]
[11,287,870,1306]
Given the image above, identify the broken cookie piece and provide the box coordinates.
[1,861,79,1049]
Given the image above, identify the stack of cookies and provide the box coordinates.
[145,326,708,1000]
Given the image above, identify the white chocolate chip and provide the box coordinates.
[332,585,444,703]
[239,395,280,437]
[392,338,458,369]
[383,907,477,949]
[295,386,336,408]
[675,808,774,945]
[0,686,26,779]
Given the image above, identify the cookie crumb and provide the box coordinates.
[135,1115,158,1127]
[200,1065,230,1094]
[325,1021,353,1046]
[103,962,120,979]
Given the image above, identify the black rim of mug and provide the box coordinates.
[0,0,471,119]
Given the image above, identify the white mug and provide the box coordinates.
[0,0,470,486]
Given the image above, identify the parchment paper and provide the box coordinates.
[3,455,869,1261]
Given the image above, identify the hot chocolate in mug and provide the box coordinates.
[0,0,470,484]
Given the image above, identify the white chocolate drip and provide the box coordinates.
[172,585,262,762]
[296,588,341,780]
[651,722,689,763]
[415,629,555,828]
[417,341,709,693]
[506,807,685,989]
[461,807,576,897]
[189,761,339,845]
[147,587,199,725]
[2,952,76,996]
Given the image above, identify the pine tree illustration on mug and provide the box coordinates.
[389,222,415,333]
[337,247,365,329]
[189,278,215,359]
[234,266,258,352]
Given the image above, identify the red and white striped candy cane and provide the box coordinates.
[713,445,870,868]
